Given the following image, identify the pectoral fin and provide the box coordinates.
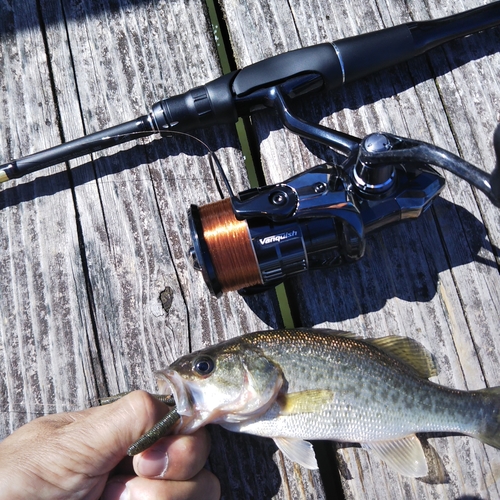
[278,390,333,415]
[361,434,428,477]
[274,437,318,470]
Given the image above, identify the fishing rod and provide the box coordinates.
[1,3,500,296]
[1,2,500,181]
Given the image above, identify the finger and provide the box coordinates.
[0,391,175,498]
[101,469,221,500]
[132,428,211,480]
[58,390,173,475]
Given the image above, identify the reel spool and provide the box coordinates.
[189,199,261,295]
[189,198,343,297]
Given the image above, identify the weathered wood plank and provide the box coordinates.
[0,0,325,498]
[0,0,99,430]
[220,0,500,497]
[2,0,500,498]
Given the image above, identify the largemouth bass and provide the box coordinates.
[156,329,500,477]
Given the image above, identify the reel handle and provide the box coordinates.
[357,128,500,208]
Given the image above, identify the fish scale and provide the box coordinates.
[234,330,472,439]
[157,328,500,476]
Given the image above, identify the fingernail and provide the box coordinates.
[136,446,169,478]
[101,481,130,500]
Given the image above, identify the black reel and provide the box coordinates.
[188,87,500,297]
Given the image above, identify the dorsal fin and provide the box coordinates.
[297,328,438,378]
[363,336,438,379]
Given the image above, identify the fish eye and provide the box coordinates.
[193,356,215,376]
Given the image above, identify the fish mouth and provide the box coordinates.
[156,370,193,417]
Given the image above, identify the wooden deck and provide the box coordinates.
[1,0,500,498]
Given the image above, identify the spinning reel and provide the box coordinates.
[188,85,500,296]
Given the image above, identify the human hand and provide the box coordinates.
[0,390,220,500]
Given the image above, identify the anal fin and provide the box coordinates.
[361,434,428,477]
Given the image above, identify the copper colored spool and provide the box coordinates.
[198,198,262,292]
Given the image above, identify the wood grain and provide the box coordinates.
[219,0,500,497]
[0,0,316,498]
[1,0,500,498]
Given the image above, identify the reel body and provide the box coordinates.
[189,153,446,297]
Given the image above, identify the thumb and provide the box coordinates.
[61,390,172,475]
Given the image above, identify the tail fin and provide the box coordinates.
[474,387,500,449]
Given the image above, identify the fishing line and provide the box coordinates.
[158,130,235,197]
[0,130,236,419]
[0,393,174,417]
[108,129,235,197]
[0,399,103,416]
[197,198,261,292]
